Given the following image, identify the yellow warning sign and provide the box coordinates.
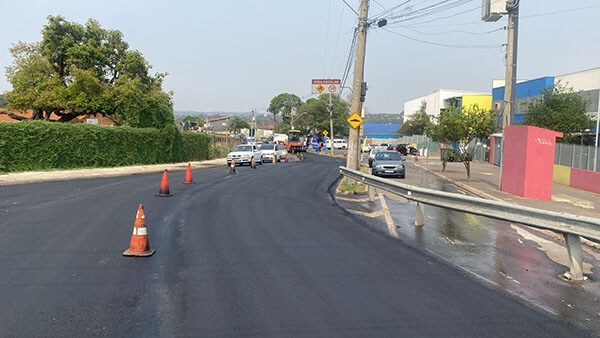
[346,112,363,129]
[323,130,328,136]
[316,84,325,93]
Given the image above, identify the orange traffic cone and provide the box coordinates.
[229,160,236,174]
[285,153,289,163]
[123,204,155,257]
[156,169,172,197]
[272,154,276,165]
[184,163,194,184]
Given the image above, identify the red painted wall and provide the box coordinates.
[570,168,600,194]
[501,125,562,200]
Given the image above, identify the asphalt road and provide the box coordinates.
[0,154,589,337]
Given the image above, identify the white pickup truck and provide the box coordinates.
[227,144,262,166]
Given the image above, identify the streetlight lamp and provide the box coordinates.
[580,128,591,169]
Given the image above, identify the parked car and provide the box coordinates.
[396,144,408,155]
[368,148,381,167]
[325,139,332,149]
[333,139,347,150]
[387,144,396,150]
[259,144,280,163]
[227,144,262,166]
[372,151,405,178]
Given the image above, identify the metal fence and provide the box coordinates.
[339,166,600,281]
[555,143,600,172]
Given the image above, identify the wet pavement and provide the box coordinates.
[336,163,600,334]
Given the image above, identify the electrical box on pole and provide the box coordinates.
[481,0,506,22]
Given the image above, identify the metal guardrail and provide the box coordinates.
[339,166,600,281]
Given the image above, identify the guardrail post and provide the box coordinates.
[367,167,375,202]
[414,202,424,227]
[564,233,584,280]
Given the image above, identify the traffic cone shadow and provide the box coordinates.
[155,169,173,197]
[184,163,194,184]
[123,204,155,257]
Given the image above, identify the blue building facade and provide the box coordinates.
[362,123,401,139]
[492,76,555,123]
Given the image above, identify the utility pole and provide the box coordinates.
[329,94,334,155]
[251,109,256,140]
[498,0,519,189]
[346,0,369,170]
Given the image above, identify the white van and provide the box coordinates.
[333,139,347,150]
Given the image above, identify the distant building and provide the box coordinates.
[492,67,600,125]
[205,116,230,133]
[403,89,490,123]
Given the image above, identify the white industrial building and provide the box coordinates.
[403,89,490,123]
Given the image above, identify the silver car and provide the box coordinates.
[372,151,405,178]
[259,144,280,162]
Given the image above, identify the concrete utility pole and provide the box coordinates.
[346,0,369,170]
[498,0,519,189]
[329,94,334,155]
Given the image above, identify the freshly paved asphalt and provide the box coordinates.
[0,154,589,337]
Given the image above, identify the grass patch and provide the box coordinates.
[337,178,367,194]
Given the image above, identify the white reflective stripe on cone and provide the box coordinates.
[133,227,148,235]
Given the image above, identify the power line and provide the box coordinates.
[323,0,332,77]
[370,0,413,19]
[340,28,358,96]
[388,24,505,35]
[329,1,346,76]
[372,0,388,11]
[341,0,360,17]
[407,2,600,28]
[521,4,600,19]
[382,27,502,48]
[385,0,475,25]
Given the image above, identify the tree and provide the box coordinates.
[397,101,429,135]
[267,93,301,126]
[289,94,350,136]
[521,83,593,144]
[425,105,496,181]
[228,116,250,134]
[182,115,205,130]
[0,93,7,108]
[2,16,174,128]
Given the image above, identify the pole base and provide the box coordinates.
[123,249,155,257]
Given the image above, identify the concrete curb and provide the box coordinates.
[0,158,227,186]
[410,161,502,201]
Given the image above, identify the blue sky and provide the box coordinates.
[1,0,600,113]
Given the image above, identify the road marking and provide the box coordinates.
[378,193,397,238]
[337,196,378,202]
[347,209,385,218]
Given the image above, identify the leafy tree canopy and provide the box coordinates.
[521,83,593,144]
[267,93,301,126]
[0,93,7,108]
[3,15,174,128]
[228,116,251,134]
[398,101,429,136]
[425,105,495,181]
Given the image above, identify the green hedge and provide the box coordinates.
[0,121,214,172]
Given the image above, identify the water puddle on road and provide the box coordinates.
[335,172,600,333]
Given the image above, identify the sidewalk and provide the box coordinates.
[408,156,600,219]
[0,158,226,186]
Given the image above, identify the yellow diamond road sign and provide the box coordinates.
[323,130,328,136]
[347,112,363,129]
[316,84,325,93]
